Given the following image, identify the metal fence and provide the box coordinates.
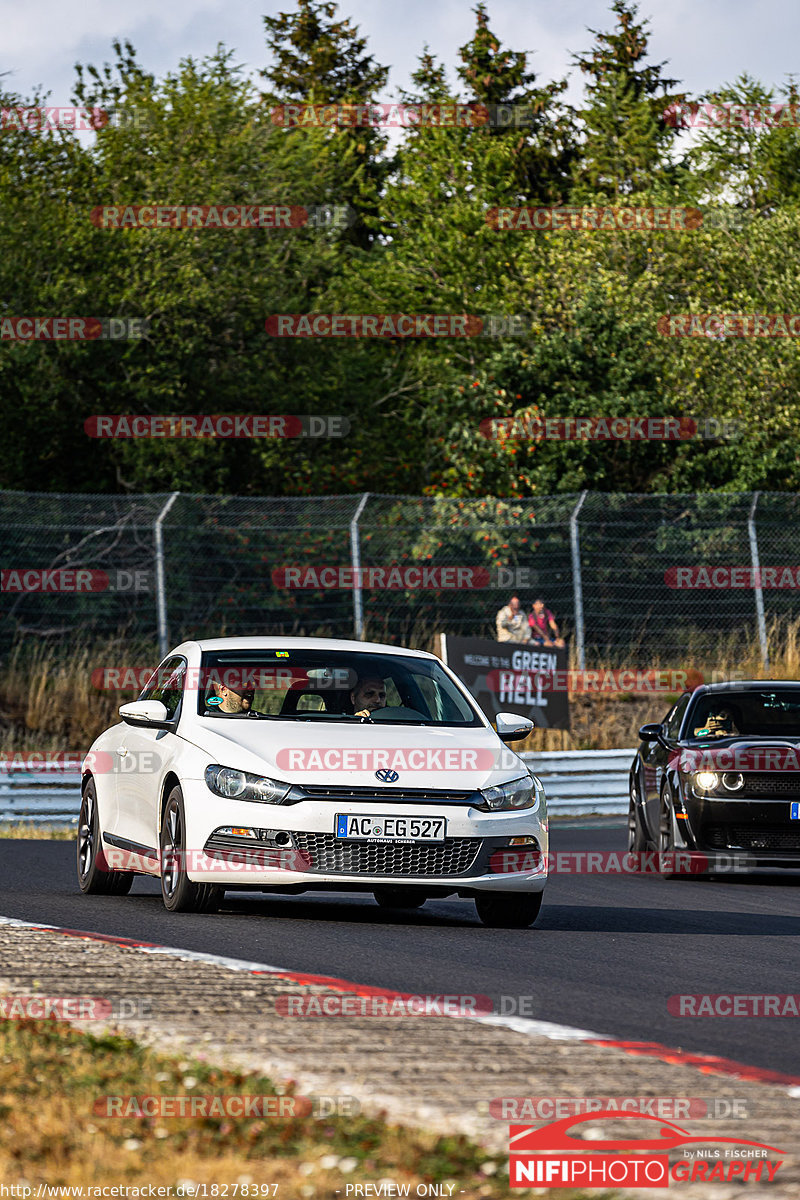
[1,489,799,662]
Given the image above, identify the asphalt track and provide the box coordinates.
[1,822,799,1076]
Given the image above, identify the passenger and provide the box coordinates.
[209,680,254,714]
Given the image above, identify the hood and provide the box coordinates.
[182,716,526,790]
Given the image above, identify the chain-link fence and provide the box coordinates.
[1,489,798,663]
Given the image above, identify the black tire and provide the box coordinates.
[474,891,543,929]
[160,786,222,913]
[77,779,133,895]
[627,774,648,855]
[373,886,427,910]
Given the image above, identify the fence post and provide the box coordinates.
[350,493,370,639]
[570,491,587,671]
[747,491,769,669]
[154,492,180,659]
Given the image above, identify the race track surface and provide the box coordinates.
[2,821,799,1076]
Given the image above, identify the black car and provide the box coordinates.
[629,681,800,868]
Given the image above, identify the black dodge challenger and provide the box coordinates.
[629,681,800,868]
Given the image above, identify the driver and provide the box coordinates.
[694,704,738,738]
[351,676,387,719]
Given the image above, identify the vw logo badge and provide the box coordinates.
[376,768,399,783]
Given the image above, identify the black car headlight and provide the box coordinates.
[477,774,540,812]
[691,770,745,795]
[205,765,291,804]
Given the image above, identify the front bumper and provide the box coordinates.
[180,779,548,891]
[678,786,800,864]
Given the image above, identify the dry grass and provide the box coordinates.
[0,634,157,756]
[0,1017,515,1196]
[1,616,799,757]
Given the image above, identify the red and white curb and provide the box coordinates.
[2,914,800,1096]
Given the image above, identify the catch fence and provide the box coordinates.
[1,490,798,665]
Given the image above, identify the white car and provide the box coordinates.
[77,637,548,927]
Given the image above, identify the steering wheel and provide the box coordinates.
[370,705,428,720]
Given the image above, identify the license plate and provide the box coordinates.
[791,803,800,820]
[335,814,445,842]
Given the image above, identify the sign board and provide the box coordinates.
[441,635,570,730]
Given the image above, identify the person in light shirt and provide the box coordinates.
[496,595,530,643]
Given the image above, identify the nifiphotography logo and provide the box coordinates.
[508,1112,784,1188]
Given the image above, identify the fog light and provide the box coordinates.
[509,836,538,846]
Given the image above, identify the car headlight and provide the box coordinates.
[693,770,719,792]
[721,772,744,791]
[477,774,538,812]
[205,765,291,804]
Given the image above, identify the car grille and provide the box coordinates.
[291,785,477,805]
[706,825,800,851]
[735,773,800,797]
[291,831,482,876]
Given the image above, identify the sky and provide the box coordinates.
[3,0,799,111]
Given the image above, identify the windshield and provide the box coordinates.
[687,689,800,740]
[195,649,483,727]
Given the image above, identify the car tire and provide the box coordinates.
[160,786,222,913]
[474,891,543,929]
[627,775,648,856]
[77,779,134,895]
[373,886,427,910]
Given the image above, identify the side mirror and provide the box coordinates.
[495,712,535,743]
[638,722,664,743]
[119,700,171,729]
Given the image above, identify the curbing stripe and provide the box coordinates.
[2,914,800,1091]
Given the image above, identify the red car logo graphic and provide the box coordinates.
[510,1112,784,1154]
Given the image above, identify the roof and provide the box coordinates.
[170,636,437,660]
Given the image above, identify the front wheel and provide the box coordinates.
[160,787,221,913]
[77,779,133,895]
[475,891,542,929]
[627,775,648,854]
